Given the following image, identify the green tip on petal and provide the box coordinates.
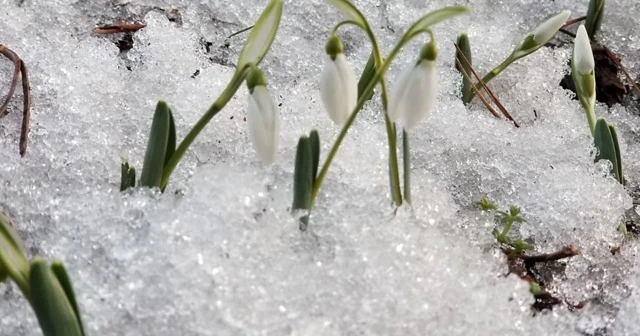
[325,34,344,58]
[246,66,268,91]
[419,41,438,62]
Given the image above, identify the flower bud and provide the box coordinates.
[574,25,595,75]
[320,35,358,126]
[532,10,571,45]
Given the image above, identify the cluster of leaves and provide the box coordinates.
[0,213,85,336]
[478,197,532,253]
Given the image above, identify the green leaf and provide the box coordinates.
[594,118,620,182]
[51,261,85,336]
[237,0,283,68]
[405,7,470,38]
[455,33,473,102]
[30,258,84,336]
[292,136,313,212]
[586,0,605,39]
[0,213,29,289]
[608,123,623,184]
[357,52,376,102]
[119,160,136,191]
[308,130,321,184]
[477,197,497,211]
[139,101,171,189]
[164,107,177,168]
[325,0,367,28]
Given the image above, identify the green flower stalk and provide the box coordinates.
[464,10,571,103]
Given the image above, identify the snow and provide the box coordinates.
[0,0,639,335]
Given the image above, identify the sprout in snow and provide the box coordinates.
[246,66,280,164]
[571,25,596,134]
[389,41,439,131]
[320,34,358,126]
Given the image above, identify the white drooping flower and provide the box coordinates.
[246,66,280,164]
[573,25,595,75]
[320,34,358,126]
[532,10,572,44]
[388,41,439,132]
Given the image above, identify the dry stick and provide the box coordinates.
[19,60,30,156]
[562,16,586,28]
[0,45,21,117]
[0,44,31,156]
[454,57,502,119]
[93,23,146,34]
[519,245,579,263]
[454,43,520,127]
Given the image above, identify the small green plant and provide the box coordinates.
[456,10,571,103]
[0,213,85,336]
[121,0,283,192]
[478,197,532,252]
[290,0,469,229]
[571,25,623,184]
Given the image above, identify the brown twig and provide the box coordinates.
[558,28,576,39]
[454,43,520,128]
[0,44,31,156]
[454,57,502,119]
[93,23,146,34]
[518,245,579,263]
[562,16,586,28]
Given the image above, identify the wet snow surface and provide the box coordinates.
[1,0,640,335]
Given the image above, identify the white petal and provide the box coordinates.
[247,86,279,164]
[320,54,357,125]
[388,64,416,122]
[532,10,571,45]
[402,61,438,131]
[574,25,595,75]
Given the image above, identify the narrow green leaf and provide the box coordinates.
[0,213,29,288]
[325,0,367,28]
[357,52,376,102]
[586,0,605,39]
[406,7,470,38]
[608,123,623,184]
[292,136,313,212]
[308,130,321,184]
[30,258,84,336]
[594,118,620,182]
[51,261,85,336]
[139,101,171,188]
[455,33,473,102]
[237,0,283,68]
[164,107,177,168]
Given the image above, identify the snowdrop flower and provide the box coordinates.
[320,34,358,126]
[572,25,596,134]
[511,10,571,58]
[246,66,280,164]
[388,41,439,132]
[532,10,572,44]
